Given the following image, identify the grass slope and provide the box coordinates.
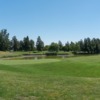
[0,56,100,99]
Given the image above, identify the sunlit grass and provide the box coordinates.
[0,55,100,99]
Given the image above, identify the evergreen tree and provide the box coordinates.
[62,42,70,51]
[70,41,75,51]
[29,39,35,51]
[19,40,24,51]
[84,38,91,53]
[23,36,30,51]
[74,42,80,52]
[65,42,70,51]
[11,36,19,51]
[36,36,44,51]
[78,40,84,52]
[0,29,9,51]
[58,40,63,51]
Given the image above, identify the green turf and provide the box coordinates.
[0,55,100,99]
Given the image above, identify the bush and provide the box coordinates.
[33,51,38,53]
[45,52,57,56]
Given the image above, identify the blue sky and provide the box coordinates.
[0,0,100,45]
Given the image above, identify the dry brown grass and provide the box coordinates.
[0,51,11,55]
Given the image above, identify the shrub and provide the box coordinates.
[45,52,57,56]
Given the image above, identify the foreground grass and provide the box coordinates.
[0,56,100,99]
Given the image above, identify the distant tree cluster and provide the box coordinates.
[0,29,36,51]
[78,38,100,54]
[10,36,35,51]
[59,38,100,54]
[1,29,100,54]
[47,38,100,54]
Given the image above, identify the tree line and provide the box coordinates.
[0,29,100,54]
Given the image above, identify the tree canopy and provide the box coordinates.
[36,36,44,51]
[0,29,100,54]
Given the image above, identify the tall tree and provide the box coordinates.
[70,41,75,51]
[23,36,30,51]
[29,39,35,51]
[84,38,91,53]
[78,40,84,52]
[64,42,70,51]
[74,42,80,52]
[94,38,100,54]
[36,36,44,51]
[58,40,63,51]
[0,29,9,51]
[11,36,19,51]
[19,40,24,51]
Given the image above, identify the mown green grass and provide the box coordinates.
[0,55,100,99]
